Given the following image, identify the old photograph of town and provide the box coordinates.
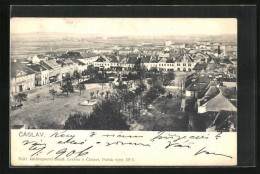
[10,18,237,132]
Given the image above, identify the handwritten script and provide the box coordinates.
[11,130,236,166]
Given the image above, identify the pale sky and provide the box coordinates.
[10,18,237,36]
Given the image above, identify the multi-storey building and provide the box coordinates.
[93,53,196,72]
[10,62,35,94]
[27,64,50,86]
[41,60,62,82]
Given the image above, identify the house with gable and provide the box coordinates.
[93,56,111,70]
[41,60,62,82]
[174,54,195,72]
[27,64,49,86]
[197,86,237,114]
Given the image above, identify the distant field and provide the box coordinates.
[10,38,166,59]
[10,40,112,59]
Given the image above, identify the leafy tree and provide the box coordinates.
[135,80,147,96]
[96,90,100,98]
[60,79,74,97]
[138,66,147,79]
[86,65,97,78]
[100,91,104,98]
[143,87,159,105]
[133,58,142,72]
[63,73,71,82]
[76,83,86,96]
[73,70,82,84]
[64,98,130,130]
[149,67,159,74]
[127,72,134,80]
[105,90,110,99]
[143,81,165,106]
[153,80,166,95]
[90,91,95,99]
[64,112,88,129]
[81,69,88,81]
[147,74,159,86]
[121,90,136,111]
[114,81,128,92]
[14,93,27,106]
[49,89,57,100]
[162,71,175,86]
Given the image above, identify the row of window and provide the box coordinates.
[159,68,192,71]
[95,62,193,67]
[158,63,192,67]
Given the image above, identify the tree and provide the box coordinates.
[153,80,166,95]
[60,79,74,97]
[133,58,142,72]
[147,74,159,86]
[81,69,88,81]
[64,112,88,129]
[100,91,104,98]
[64,98,130,130]
[14,93,27,106]
[105,90,110,99]
[96,90,100,98]
[149,67,159,74]
[143,81,165,107]
[135,80,147,96]
[73,70,82,84]
[143,87,159,105]
[76,83,86,96]
[127,72,134,80]
[114,81,128,92]
[49,89,57,100]
[121,90,136,111]
[90,91,95,99]
[138,66,147,79]
[86,65,97,78]
[162,71,175,86]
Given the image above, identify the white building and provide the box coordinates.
[165,40,172,46]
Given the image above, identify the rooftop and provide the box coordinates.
[27,64,48,72]
[11,62,35,77]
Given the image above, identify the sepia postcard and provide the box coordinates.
[10,17,237,166]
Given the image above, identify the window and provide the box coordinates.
[188,64,191,66]
[183,63,186,66]
[177,64,180,66]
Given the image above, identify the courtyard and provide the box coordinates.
[10,82,113,129]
